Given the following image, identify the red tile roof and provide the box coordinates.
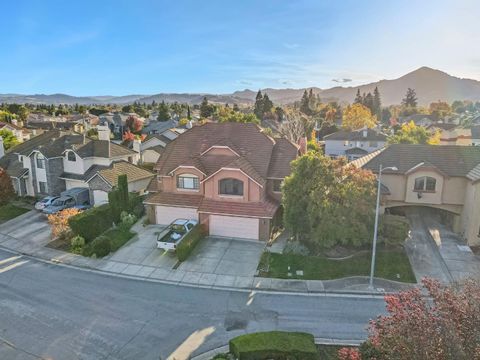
[198,197,279,218]
[144,192,203,208]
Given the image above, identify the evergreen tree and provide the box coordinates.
[254,90,264,119]
[157,101,171,121]
[402,88,418,108]
[364,92,374,114]
[308,88,316,111]
[354,89,363,104]
[200,97,214,118]
[263,94,273,114]
[232,103,239,112]
[373,87,382,121]
[300,90,311,115]
[187,105,191,119]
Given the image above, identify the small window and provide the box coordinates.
[38,181,47,193]
[273,179,283,192]
[36,155,45,169]
[177,175,199,190]
[67,152,76,161]
[219,178,243,196]
[414,176,436,192]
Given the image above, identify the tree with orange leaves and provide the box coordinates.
[48,208,80,238]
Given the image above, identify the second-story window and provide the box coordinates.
[219,178,243,196]
[414,176,436,192]
[36,154,45,169]
[177,174,199,190]
[67,151,76,162]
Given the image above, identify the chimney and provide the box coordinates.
[97,125,111,141]
[0,137,4,159]
[133,138,141,154]
[11,119,18,126]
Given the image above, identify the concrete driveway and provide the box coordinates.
[106,224,178,269]
[0,210,51,246]
[178,237,264,276]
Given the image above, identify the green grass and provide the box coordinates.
[103,227,135,252]
[258,248,416,283]
[0,204,29,222]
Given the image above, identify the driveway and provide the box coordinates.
[106,224,178,270]
[404,207,480,283]
[0,210,51,246]
[179,237,264,276]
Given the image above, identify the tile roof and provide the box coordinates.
[94,161,154,186]
[60,164,108,181]
[144,192,204,208]
[155,123,296,184]
[358,144,480,177]
[198,197,279,218]
[345,147,369,155]
[467,164,480,182]
[323,128,387,141]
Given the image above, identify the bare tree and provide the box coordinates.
[279,110,313,143]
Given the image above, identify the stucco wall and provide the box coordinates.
[204,169,261,202]
[405,170,444,205]
[460,182,480,246]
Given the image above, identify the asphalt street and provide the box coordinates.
[0,249,387,360]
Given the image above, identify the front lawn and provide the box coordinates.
[0,204,29,222]
[103,227,135,252]
[258,248,416,283]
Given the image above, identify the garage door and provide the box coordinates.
[209,215,259,240]
[93,190,109,205]
[155,206,198,225]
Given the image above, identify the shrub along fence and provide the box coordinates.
[176,224,207,262]
[229,331,318,360]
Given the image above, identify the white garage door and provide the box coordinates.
[93,190,109,205]
[209,215,259,240]
[155,206,198,225]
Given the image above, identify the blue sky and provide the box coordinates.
[1,0,479,95]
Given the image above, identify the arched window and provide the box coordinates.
[219,178,243,196]
[67,151,76,162]
[414,176,436,192]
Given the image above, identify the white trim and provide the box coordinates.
[199,210,272,219]
[168,165,206,176]
[200,167,263,188]
[200,145,240,157]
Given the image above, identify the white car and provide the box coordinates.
[35,196,59,211]
[156,219,198,251]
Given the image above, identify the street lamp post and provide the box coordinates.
[368,164,397,290]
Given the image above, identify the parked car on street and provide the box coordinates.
[35,196,59,211]
[156,219,198,251]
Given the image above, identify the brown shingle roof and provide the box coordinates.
[359,144,480,177]
[144,192,203,208]
[267,138,298,178]
[95,161,154,186]
[198,197,279,218]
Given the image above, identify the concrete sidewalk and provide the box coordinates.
[0,231,413,295]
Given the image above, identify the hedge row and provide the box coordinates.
[229,331,318,360]
[68,204,113,242]
[176,224,206,262]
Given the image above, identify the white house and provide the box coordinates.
[323,128,387,161]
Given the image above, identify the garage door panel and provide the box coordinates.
[209,215,259,240]
[156,206,198,225]
[93,190,109,205]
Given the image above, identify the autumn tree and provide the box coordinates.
[388,121,440,144]
[48,208,80,238]
[0,168,15,205]
[429,101,452,120]
[342,103,377,130]
[283,152,376,248]
[279,110,314,144]
[356,278,480,360]
[0,129,19,150]
[125,115,143,134]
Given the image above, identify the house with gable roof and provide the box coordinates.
[144,122,298,241]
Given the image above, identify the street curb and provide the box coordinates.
[190,338,363,359]
[0,244,398,298]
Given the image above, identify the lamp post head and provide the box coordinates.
[381,166,398,172]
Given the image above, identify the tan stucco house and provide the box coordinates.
[144,122,298,241]
[352,144,480,246]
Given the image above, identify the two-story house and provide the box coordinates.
[323,128,387,161]
[144,123,298,241]
[0,126,152,204]
[352,144,480,246]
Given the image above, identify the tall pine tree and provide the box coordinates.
[373,87,382,121]
[254,90,264,119]
[300,90,310,115]
[263,93,273,114]
[402,88,418,108]
[354,89,363,104]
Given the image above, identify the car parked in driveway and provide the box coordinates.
[35,196,59,211]
[156,219,197,251]
[42,196,77,215]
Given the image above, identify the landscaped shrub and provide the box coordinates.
[379,214,409,246]
[68,204,113,242]
[283,240,311,256]
[119,211,137,230]
[229,331,318,360]
[176,224,206,262]
[129,192,145,218]
[70,235,85,254]
[83,235,111,258]
[48,207,80,238]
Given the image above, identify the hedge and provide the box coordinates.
[68,204,114,242]
[83,235,111,258]
[229,331,318,360]
[176,224,206,262]
[379,214,409,246]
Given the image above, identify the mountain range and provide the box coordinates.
[2,67,480,106]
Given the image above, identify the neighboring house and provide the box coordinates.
[143,119,177,135]
[0,126,144,205]
[351,144,480,246]
[399,114,437,127]
[471,126,480,146]
[323,128,387,161]
[0,121,31,142]
[427,124,472,145]
[144,122,298,241]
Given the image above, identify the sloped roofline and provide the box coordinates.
[200,167,264,188]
